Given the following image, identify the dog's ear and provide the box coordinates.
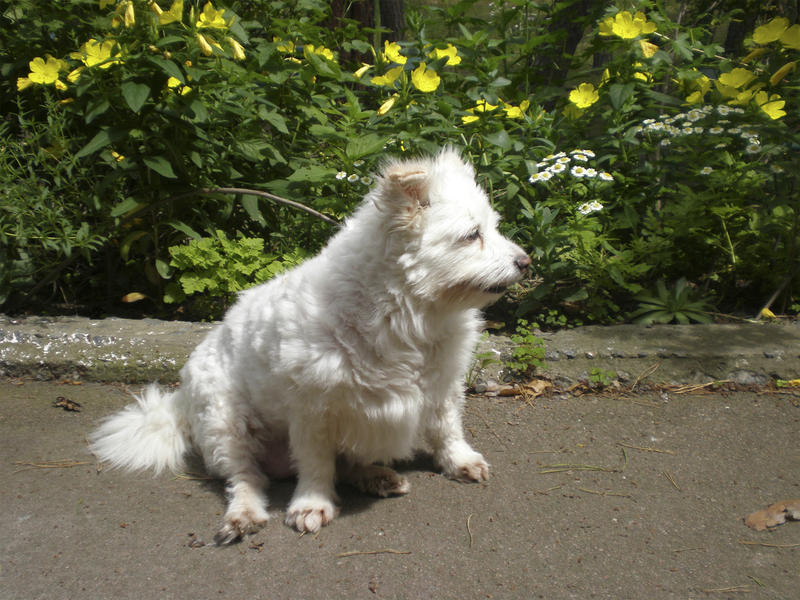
[387,169,431,209]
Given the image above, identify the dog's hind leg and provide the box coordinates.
[204,426,272,545]
[214,465,270,545]
[339,462,411,497]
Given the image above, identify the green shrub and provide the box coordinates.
[2,1,798,323]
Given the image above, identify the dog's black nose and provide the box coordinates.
[514,254,532,272]
[514,254,531,271]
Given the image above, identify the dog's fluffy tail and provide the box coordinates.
[89,384,189,474]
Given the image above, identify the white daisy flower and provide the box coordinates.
[708,126,724,134]
[578,202,593,215]
[643,118,656,125]
[728,127,741,134]
[584,168,597,178]
[360,176,373,185]
[529,172,547,183]
[745,143,761,154]
[353,159,365,167]
[717,105,731,116]
[598,172,614,182]
[770,164,784,174]
[660,138,671,147]
[347,173,360,182]
[571,165,587,177]
[538,170,553,181]
[572,153,588,162]
[556,156,571,164]
[549,162,567,174]
[588,200,603,212]
[336,171,347,180]
[694,126,704,134]
[700,166,713,175]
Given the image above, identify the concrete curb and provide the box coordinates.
[1,315,798,386]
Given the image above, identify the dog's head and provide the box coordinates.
[370,148,530,308]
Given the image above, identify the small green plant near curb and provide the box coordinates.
[507,319,546,377]
[466,332,502,388]
[630,278,713,325]
[588,367,618,389]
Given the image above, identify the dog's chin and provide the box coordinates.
[482,284,508,295]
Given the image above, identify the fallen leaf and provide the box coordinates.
[745,499,800,531]
[121,292,147,303]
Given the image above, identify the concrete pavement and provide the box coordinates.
[1,381,799,599]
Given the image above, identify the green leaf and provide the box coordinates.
[608,83,635,111]
[288,165,337,183]
[345,134,387,160]
[121,82,150,113]
[485,129,512,151]
[143,156,178,179]
[148,56,184,83]
[241,195,266,226]
[76,129,111,159]
[167,220,201,239]
[260,109,289,134]
[110,197,144,218]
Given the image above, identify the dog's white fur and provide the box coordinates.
[89,148,530,543]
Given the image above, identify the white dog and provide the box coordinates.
[89,148,530,543]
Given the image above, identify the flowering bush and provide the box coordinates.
[2,1,799,322]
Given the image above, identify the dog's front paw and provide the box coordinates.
[286,494,338,533]
[451,454,490,482]
[438,443,490,482]
[214,505,270,545]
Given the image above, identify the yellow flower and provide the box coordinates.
[742,47,769,63]
[411,63,440,92]
[155,0,182,25]
[770,61,796,86]
[99,0,116,8]
[503,99,530,119]
[461,99,499,124]
[196,1,228,29]
[226,37,245,61]
[354,63,372,79]
[16,77,34,91]
[755,91,786,119]
[27,55,68,90]
[685,90,704,104]
[569,82,599,108]
[111,150,125,162]
[306,44,334,61]
[429,44,461,66]
[377,95,397,116]
[780,24,800,50]
[599,11,656,40]
[371,66,403,87]
[70,39,122,69]
[718,67,756,89]
[123,1,135,27]
[67,66,85,83]
[274,38,295,53]
[167,76,191,95]
[753,17,790,45]
[639,39,658,57]
[633,62,652,82]
[196,32,215,56]
[383,41,406,65]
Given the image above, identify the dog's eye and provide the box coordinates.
[464,227,482,242]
